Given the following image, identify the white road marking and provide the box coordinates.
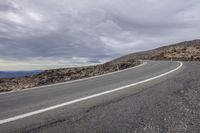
[0,62,183,124]
[0,61,147,95]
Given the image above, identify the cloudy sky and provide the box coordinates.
[0,0,200,70]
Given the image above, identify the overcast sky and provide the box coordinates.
[0,0,200,70]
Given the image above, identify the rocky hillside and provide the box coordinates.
[114,40,200,62]
[0,58,139,92]
[1,39,199,92]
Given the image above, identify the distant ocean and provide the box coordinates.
[0,70,43,79]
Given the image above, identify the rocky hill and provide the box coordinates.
[0,58,139,92]
[0,39,200,92]
[113,39,200,62]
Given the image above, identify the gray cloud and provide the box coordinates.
[0,0,200,70]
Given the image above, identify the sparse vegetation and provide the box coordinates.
[115,39,200,61]
[0,58,139,92]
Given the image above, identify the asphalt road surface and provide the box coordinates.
[1,61,199,133]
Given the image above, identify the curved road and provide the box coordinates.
[0,61,183,133]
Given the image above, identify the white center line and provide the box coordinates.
[0,62,183,125]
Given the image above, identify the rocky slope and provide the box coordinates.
[0,39,199,92]
[113,39,200,62]
[0,58,139,92]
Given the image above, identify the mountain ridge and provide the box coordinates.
[112,39,200,62]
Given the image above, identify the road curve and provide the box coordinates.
[0,61,183,132]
